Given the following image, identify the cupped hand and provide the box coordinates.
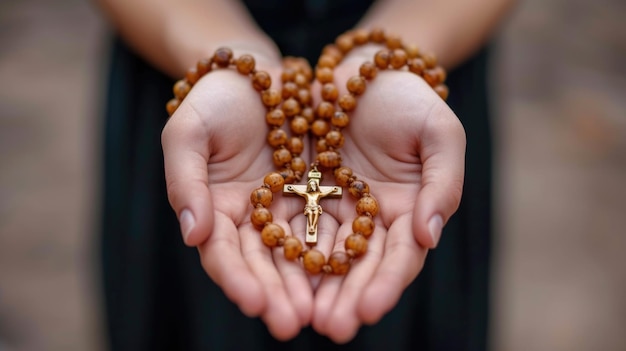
[161,65,315,340]
[308,59,466,342]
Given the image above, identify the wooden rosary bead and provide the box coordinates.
[374,50,391,69]
[166,98,180,116]
[252,71,272,91]
[301,107,314,123]
[408,58,426,75]
[315,66,334,84]
[273,148,292,167]
[322,44,343,62]
[321,83,339,102]
[286,137,304,154]
[290,157,307,176]
[328,252,351,274]
[389,49,408,69]
[347,76,367,96]
[261,223,285,247]
[290,116,309,135]
[263,172,285,193]
[251,207,273,230]
[338,94,357,112]
[385,33,403,50]
[334,166,353,187]
[278,168,297,183]
[316,138,328,153]
[311,119,331,137]
[173,80,191,100]
[317,150,341,169]
[352,28,370,45]
[335,33,354,53]
[318,54,337,68]
[370,27,386,43]
[185,66,200,85]
[196,58,212,76]
[345,233,368,258]
[422,52,438,69]
[331,111,350,128]
[236,54,256,75]
[325,130,345,148]
[356,194,379,217]
[282,81,298,99]
[267,128,287,148]
[282,97,301,117]
[266,109,286,126]
[296,88,313,106]
[348,179,370,198]
[435,84,449,100]
[213,47,233,68]
[261,88,282,108]
[316,101,335,119]
[359,61,378,80]
[294,73,309,88]
[303,249,326,274]
[283,236,303,260]
[352,215,375,238]
[250,187,273,207]
[280,67,296,83]
[404,44,420,59]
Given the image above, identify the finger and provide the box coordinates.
[198,211,266,317]
[358,213,428,325]
[413,105,466,248]
[162,105,213,246]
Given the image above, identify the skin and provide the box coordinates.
[99,0,516,343]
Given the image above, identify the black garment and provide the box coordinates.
[101,1,492,350]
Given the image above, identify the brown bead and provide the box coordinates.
[335,33,354,53]
[286,137,304,155]
[283,236,303,260]
[250,187,273,207]
[321,83,339,102]
[389,49,408,69]
[374,50,391,69]
[197,58,212,76]
[322,44,343,62]
[334,167,353,187]
[422,52,438,69]
[251,207,273,230]
[299,62,313,82]
[352,28,370,45]
[261,89,281,108]
[359,61,378,80]
[281,67,296,83]
[297,88,312,106]
[282,98,301,117]
[352,215,375,238]
[294,73,308,88]
[278,168,296,183]
[265,109,285,127]
[331,111,350,128]
[348,180,370,199]
[408,58,426,75]
[267,129,287,147]
[261,223,285,248]
[290,116,309,135]
[370,27,386,43]
[173,80,191,100]
[434,84,449,100]
[236,54,255,75]
[316,101,335,120]
[328,252,351,274]
[317,150,341,169]
[325,130,345,148]
[345,233,368,258]
[315,66,334,84]
[303,249,326,274]
[282,82,298,99]
[301,107,314,123]
[356,194,379,217]
[316,138,328,153]
[311,120,330,137]
[263,172,285,193]
[385,33,403,50]
[185,66,200,85]
[166,98,180,116]
[290,157,307,176]
[338,94,357,112]
[318,54,337,68]
[273,148,292,167]
[423,67,446,87]
[213,47,233,67]
[404,44,420,59]
[347,76,366,96]
[252,71,272,91]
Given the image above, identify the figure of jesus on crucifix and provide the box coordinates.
[283,168,342,245]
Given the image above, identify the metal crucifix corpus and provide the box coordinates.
[283,168,342,245]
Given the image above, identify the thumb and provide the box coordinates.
[413,106,466,248]
[162,105,214,246]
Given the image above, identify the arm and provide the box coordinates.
[96,0,281,77]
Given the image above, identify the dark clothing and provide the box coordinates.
[101,1,493,350]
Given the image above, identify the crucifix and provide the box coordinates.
[283,167,342,245]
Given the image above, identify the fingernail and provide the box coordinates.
[428,215,443,247]
[180,209,195,242]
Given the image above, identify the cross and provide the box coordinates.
[283,167,342,245]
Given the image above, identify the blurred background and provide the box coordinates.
[0,0,624,350]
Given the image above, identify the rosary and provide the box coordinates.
[166,28,448,275]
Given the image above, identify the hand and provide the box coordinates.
[308,59,466,342]
[161,64,315,340]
